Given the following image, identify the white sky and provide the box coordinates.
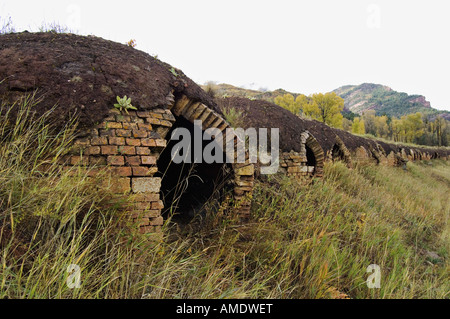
[1,0,449,111]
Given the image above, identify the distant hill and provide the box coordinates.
[202,82,450,120]
[333,83,450,120]
[202,83,304,102]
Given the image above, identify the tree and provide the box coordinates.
[342,118,353,132]
[274,93,303,115]
[374,115,389,138]
[390,113,424,143]
[352,117,365,135]
[433,116,447,146]
[299,92,344,128]
[362,110,377,136]
[391,118,403,142]
[404,113,424,143]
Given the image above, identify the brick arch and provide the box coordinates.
[302,131,324,178]
[168,95,254,218]
[368,145,382,165]
[331,135,353,168]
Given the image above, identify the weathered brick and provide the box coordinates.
[108,156,125,166]
[110,166,132,177]
[235,164,254,176]
[136,147,151,155]
[150,113,163,119]
[150,216,164,226]
[70,156,89,166]
[122,122,138,130]
[116,129,132,137]
[130,210,160,219]
[74,138,90,146]
[134,202,151,210]
[138,123,153,131]
[109,137,125,145]
[163,113,176,121]
[137,111,151,117]
[89,156,107,166]
[155,139,167,147]
[125,110,137,116]
[102,177,130,193]
[105,122,122,129]
[132,129,148,138]
[125,138,141,146]
[91,136,108,145]
[133,193,160,202]
[159,120,173,127]
[131,117,144,124]
[119,146,136,155]
[116,115,131,122]
[101,145,118,155]
[141,138,156,147]
[85,146,101,155]
[132,167,153,176]
[90,128,99,137]
[135,217,151,227]
[86,168,101,177]
[132,177,161,193]
[99,129,116,137]
[125,156,141,166]
[146,118,161,125]
[141,156,157,165]
[151,200,164,210]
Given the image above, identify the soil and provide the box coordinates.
[0,32,215,132]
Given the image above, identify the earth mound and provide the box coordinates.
[215,97,450,158]
[0,32,215,131]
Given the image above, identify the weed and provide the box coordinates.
[114,95,137,114]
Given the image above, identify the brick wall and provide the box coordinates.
[278,132,324,180]
[64,107,175,234]
[64,99,255,233]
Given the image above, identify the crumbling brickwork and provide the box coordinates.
[279,132,324,179]
[64,107,175,234]
[64,97,255,234]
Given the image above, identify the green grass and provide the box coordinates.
[0,97,448,299]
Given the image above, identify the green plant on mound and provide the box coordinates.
[170,67,179,77]
[114,95,137,114]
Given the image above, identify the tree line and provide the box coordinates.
[274,93,449,147]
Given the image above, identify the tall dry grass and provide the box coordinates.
[1,95,448,299]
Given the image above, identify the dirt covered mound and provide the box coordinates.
[215,97,450,158]
[0,32,215,130]
[214,97,377,153]
[214,97,310,153]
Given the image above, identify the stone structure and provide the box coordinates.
[63,95,254,234]
[1,33,449,236]
[279,131,324,179]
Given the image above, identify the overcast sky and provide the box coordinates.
[1,0,449,111]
